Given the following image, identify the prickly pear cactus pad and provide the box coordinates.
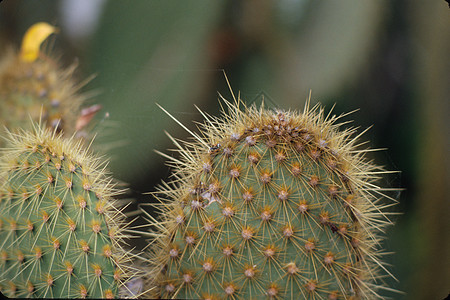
[0,23,85,147]
[146,98,397,299]
[0,124,135,298]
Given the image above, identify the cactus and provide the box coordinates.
[0,23,93,148]
[145,96,397,299]
[0,124,137,298]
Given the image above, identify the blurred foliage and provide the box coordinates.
[1,0,449,299]
[85,0,225,184]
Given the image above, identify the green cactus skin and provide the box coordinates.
[146,98,397,299]
[0,124,136,298]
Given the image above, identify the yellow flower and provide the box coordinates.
[20,22,58,62]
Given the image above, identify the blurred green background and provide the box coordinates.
[1,0,448,299]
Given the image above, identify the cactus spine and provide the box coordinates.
[0,124,136,298]
[146,97,397,299]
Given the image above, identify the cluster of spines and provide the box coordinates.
[146,97,397,299]
[0,124,137,298]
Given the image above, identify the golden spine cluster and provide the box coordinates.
[144,95,397,299]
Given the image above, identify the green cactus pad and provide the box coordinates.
[0,23,90,148]
[0,49,85,145]
[146,99,397,299]
[0,124,134,298]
